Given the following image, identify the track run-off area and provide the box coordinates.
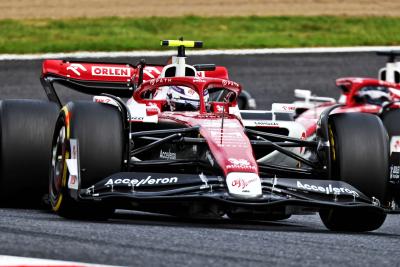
[0,50,399,266]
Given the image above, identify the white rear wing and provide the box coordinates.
[293,89,336,110]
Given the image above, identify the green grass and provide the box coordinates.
[1,16,400,53]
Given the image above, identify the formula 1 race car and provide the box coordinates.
[294,51,400,211]
[0,40,390,232]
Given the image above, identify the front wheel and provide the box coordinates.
[49,101,124,220]
[320,113,388,232]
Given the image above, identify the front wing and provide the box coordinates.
[73,171,385,214]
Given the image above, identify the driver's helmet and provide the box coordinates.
[355,86,392,105]
[166,86,209,111]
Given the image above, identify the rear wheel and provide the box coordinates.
[381,109,400,137]
[238,90,256,110]
[0,100,58,206]
[320,113,388,232]
[49,101,124,219]
[381,109,400,207]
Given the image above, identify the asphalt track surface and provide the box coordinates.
[0,53,399,266]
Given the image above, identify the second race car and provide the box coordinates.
[294,51,400,211]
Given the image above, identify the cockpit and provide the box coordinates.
[354,85,392,106]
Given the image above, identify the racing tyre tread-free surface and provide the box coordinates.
[0,99,59,206]
[381,109,400,137]
[320,112,389,232]
[49,101,124,220]
[381,109,400,203]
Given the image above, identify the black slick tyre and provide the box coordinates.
[49,101,124,220]
[319,113,388,232]
[381,109,400,137]
[0,99,59,206]
[381,109,400,203]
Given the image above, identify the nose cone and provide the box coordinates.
[226,172,262,199]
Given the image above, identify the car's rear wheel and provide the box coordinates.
[319,113,388,232]
[382,109,400,137]
[0,99,58,206]
[49,101,124,219]
[238,90,256,110]
[381,109,400,206]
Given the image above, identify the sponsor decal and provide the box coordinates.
[390,165,400,180]
[67,139,79,190]
[196,71,205,77]
[129,116,144,121]
[210,131,242,138]
[209,131,248,148]
[282,106,295,112]
[201,120,240,128]
[72,142,77,159]
[143,70,155,78]
[226,158,257,171]
[193,77,206,83]
[159,149,176,160]
[146,106,160,116]
[69,175,77,186]
[226,172,262,197]
[105,176,178,187]
[95,97,111,104]
[296,181,359,197]
[203,121,220,127]
[222,80,239,87]
[93,96,120,108]
[66,63,87,76]
[231,177,258,190]
[92,66,131,77]
[229,158,250,166]
[149,78,172,86]
[216,105,225,113]
[254,121,279,127]
[143,66,161,79]
[272,103,296,112]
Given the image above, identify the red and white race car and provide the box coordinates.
[294,51,400,211]
[0,40,392,231]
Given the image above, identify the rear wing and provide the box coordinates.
[41,60,139,106]
[41,59,229,107]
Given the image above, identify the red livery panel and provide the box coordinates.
[42,60,229,87]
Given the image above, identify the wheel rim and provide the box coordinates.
[49,122,69,210]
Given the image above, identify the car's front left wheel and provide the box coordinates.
[49,101,124,220]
